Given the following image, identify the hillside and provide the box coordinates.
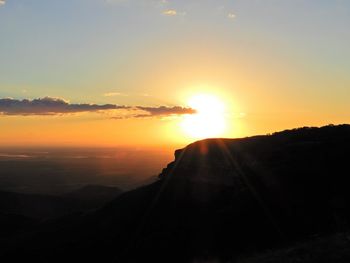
[0,185,122,220]
[63,184,123,207]
[2,124,350,262]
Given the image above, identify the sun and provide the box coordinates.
[181,94,226,139]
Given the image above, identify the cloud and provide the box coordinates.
[103,92,128,97]
[0,97,126,115]
[135,106,196,118]
[104,1,187,17]
[228,12,236,19]
[162,9,177,16]
[0,0,5,6]
[0,97,196,119]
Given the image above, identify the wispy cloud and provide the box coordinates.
[0,0,5,6]
[0,97,126,115]
[162,9,177,16]
[227,12,236,20]
[0,97,196,119]
[103,1,232,20]
[135,106,196,118]
[103,92,128,97]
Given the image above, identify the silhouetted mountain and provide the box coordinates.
[2,124,350,262]
[63,185,122,207]
[0,190,82,219]
[0,212,37,238]
[0,185,122,221]
[237,232,350,263]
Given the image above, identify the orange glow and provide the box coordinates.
[181,94,226,139]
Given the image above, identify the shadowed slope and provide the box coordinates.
[2,124,350,263]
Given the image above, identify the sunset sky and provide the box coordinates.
[0,0,349,147]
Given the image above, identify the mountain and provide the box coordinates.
[63,185,123,207]
[0,185,122,220]
[2,124,350,263]
[0,212,37,238]
[0,190,82,219]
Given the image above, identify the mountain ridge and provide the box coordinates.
[2,124,350,262]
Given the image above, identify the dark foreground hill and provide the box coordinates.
[63,185,123,208]
[0,185,122,220]
[2,124,350,263]
[0,190,83,219]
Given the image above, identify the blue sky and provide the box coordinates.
[1,0,349,102]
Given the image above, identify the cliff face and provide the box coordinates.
[153,124,350,250]
[159,124,350,208]
[159,139,247,186]
[3,125,350,263]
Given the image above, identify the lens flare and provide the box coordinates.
[181,94,226,139]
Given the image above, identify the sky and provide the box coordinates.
[0,0,349,147]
